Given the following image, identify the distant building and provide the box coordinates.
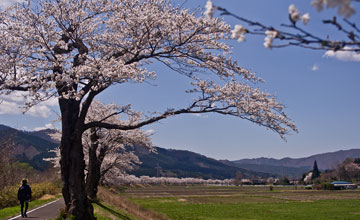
[331,181,357,190]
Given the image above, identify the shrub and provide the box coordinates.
[0,181,59,209]
[322,183,335,190]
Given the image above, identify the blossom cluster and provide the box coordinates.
[188,78,297,139]
[288,4,310,25]
[312,0,356,17]
[231,24,247,42]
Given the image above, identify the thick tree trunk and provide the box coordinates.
[59,99,95,219]
[85,128,101,201]
[85,128,107,201]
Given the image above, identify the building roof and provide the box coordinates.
[331,181,353,185]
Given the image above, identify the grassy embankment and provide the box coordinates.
[120,185,360,220]
[95,187,168,220]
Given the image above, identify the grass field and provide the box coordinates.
[119,185,360,220]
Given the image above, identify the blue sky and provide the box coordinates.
[0,0,359,160]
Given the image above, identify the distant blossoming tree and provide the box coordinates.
[0,0,297,218]
[83,100,153,200]
[46,100,153,200]
[206,0,360,52]
[109,174,233,186]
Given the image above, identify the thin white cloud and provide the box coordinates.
[0,91,57,118]
[0,100,23,115]
[323,47,360,62]
[34,123,55,131]
[0,0,26,9]
[192,113,209,118]
[27,105,52,118]
[145,129,155,135]
[43,97,58,106]
[311,64,319,71]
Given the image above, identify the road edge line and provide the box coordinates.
[7,198,61,220]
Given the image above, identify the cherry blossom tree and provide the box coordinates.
[45,100,153,200]
[0,0,297,218]
[83,100,153,200]
[206,0,360,52]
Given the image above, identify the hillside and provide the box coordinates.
[0,124,57,170]
[130,146,272,179]
[2,124,358,180]
[232,149,360,177]
[228,163,310,178]
[0,124,271,179]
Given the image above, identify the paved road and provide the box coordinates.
[8,199,65,220]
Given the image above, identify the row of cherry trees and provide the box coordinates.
[108,174,234,186]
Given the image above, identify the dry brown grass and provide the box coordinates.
[39,194,56,200]
[97,187,169,220]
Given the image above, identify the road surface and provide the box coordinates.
[8,199,64,220]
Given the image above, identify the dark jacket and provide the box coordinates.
[18,184,32,201]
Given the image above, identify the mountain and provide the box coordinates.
[0,124,271,179]
[130,146,272,179]
[1,123,358,180]
[0,124,57,170]
[232,149,360,178]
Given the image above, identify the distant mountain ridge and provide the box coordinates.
[0,124,270,179]
[130,146,272,179]
[0,124,58,170]
[232,149,360,177]
[1,124,359,179]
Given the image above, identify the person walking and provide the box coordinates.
[17,178,32,218]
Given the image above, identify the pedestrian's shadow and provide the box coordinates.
[93,201,131,220]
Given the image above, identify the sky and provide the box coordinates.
[0,0,359,160]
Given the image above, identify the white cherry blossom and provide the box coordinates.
[205,0,215,19]
[289,4,301,23]
[231,24,247,42]
[301,13,311,25]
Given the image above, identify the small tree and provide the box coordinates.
[312,160,321,180]
[233,171,243,186]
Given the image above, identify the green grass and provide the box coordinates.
[123,185,360,220]
[130,197,360,220]
[0,197,59,220]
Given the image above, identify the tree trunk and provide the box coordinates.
[85,128,108,201]
[59,99,95,219]
[85,128,102,201]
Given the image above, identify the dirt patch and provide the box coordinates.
[271,190,360,201]
[186,195,283,204]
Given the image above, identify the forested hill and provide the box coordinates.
[130,146,273,179]
[0,124,272,179]
[0,124,58,170]
[2,124,358,179]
